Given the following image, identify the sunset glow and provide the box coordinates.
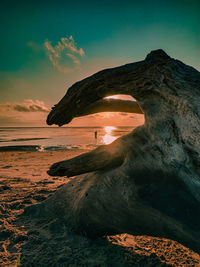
[105,95,119,99]
[102,126,117,144]
[0,1,199,127]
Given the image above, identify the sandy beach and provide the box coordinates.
[0,150,200,266]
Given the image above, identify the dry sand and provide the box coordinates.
[0,151,200,266]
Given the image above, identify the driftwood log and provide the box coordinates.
[33,50,200,252]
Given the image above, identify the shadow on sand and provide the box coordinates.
[1,190,199,267]
[15,214,170,267]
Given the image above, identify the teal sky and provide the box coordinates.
[0,0,200,126]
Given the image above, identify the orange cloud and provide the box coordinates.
[0,100,49,113]
[44,35,85,73]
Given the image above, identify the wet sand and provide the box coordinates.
[0,151,200,266]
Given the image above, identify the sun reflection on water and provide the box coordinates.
[102,126,117,144]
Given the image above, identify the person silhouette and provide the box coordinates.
[94,131,97,139]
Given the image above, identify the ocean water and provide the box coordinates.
[0,126,135,151]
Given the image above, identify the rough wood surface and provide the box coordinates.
[29,49,200,253]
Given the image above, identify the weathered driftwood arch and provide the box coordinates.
[29,49,200,252]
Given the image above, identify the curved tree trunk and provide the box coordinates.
[27,49,200,253]
[76,99,143,117]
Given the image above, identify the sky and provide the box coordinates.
[0,0,199,126]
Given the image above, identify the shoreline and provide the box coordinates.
[0,151,200,266]
[0,145,95,152]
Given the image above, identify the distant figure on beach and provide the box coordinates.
[94,131,97,139]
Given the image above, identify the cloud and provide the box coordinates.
[0,100,49,113]
[66,53,81,66]
[44,35,85,73]
[61,36,85,56]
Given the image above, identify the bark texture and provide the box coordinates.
[29,49,200,252]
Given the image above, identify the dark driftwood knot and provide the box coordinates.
[34,49,200,252]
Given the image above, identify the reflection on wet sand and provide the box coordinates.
[102,126,117,144]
